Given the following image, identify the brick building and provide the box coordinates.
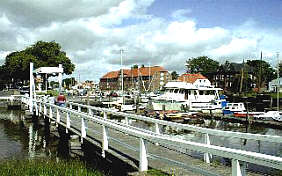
[99,66,171,91]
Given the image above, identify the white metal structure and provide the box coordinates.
[21,95,282,176]
[152,81,223,111]
[29,62,63,112]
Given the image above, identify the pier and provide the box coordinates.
[20,95,282,176]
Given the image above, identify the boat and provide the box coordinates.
[254,111,281,121]
[272,112,282,121]
[223,103,246,115]
[150,75,225,112]
[233,111,264,118]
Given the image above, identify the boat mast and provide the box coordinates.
[259,51,262,92]
[149,63,151,92]
[120,49,124,105]
[277,52,280,111]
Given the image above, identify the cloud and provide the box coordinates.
[171,9,192,20]
[0,0,282,82]
[0,0,124,27]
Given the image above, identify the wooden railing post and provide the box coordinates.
[102,111,108,158]
[56,108,60,127]
[88,107,93,116]
[125,116,129,125]
[155,123,160,134]
[39,102,42,114]
[232,159,246,176]
[69,103,72,110]
[204,133,212,163]
[49,106,53,122]
[43,104,47,118]
[78,105,81,113]
[139,138,148,171]
[66,112,70,133]
[154,123,161,146]
[35,102,38,116]
[81,117,87,143]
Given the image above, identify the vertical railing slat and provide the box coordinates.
[204,133,212,163]
[66,112,70,133]
[139,138,148,171]
[102,111,109,158]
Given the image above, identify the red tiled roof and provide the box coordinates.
[101,71,120,79]
[101,66,167,79]
[178,73,207,83]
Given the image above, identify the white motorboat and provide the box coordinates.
[254,111,281,121]
[151,79,225,111]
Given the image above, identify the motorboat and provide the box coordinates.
[223,103,246,115]
[151,80,225,111]
[254,111,281,121]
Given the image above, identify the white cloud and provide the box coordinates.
[171,9,192,20]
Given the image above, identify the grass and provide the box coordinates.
[146,169,172,176]
[0,158,103,176]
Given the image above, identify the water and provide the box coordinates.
[0,108,58,161]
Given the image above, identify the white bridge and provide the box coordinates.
[20,95,282,176]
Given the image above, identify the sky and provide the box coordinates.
[0,0,282,82]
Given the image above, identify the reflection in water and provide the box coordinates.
[0,108,61,161]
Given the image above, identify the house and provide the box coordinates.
[269,78,282,92]
[99,66,171,91]
[212,62,256,91]
[178,73,212,87]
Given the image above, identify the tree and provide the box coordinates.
[63,77,76,89]
[4,51,38,82]
[171,71,179,80]
[2,41,75,83]
[246,60,276,89]
[132,64,138,69]
[186,56,219,80]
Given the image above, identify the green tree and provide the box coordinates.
[132,64,138,69]
[4,51,38,82]
[63,77,76,89]
[171,71,179,80]
[246,60,276,88]
[186,56,219,80]
[2,41,75,83]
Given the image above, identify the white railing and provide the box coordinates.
[0,95,23,101]
[67,101,282,144]
[22,96,282,175]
